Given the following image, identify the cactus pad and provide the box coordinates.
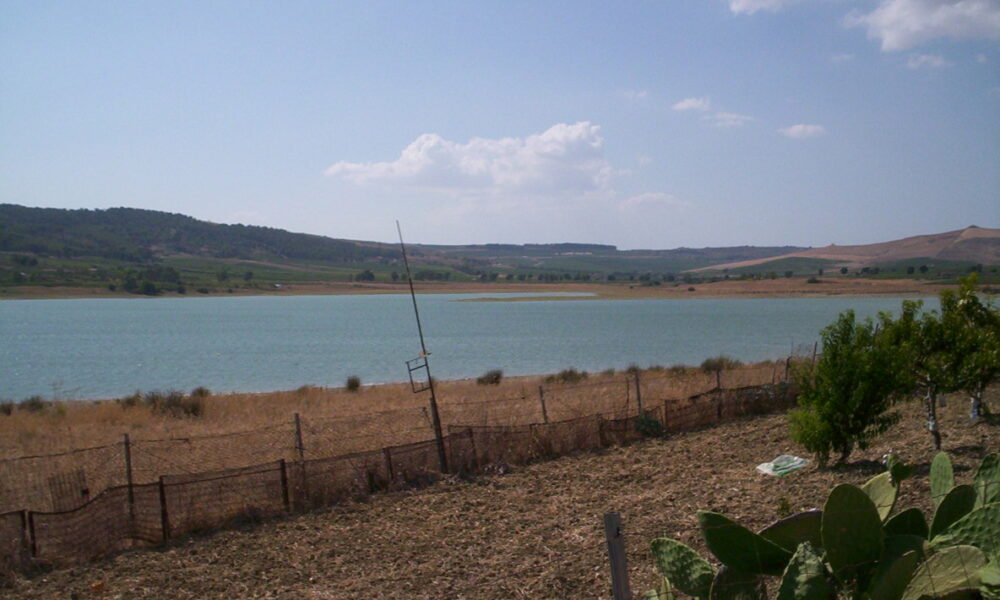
[758,510,823,553]
[651,537,715,599]
[867,550,921,600]
[900,545,987,600]
[709,566,766,600]
[930,452,955,509]
[931,502,1000,555]
[862,471,899,521]
[775,542,831,600]
[698,511,792,576]
[884,508,929,539]
[822,484,885,584]
[974,453,1000,508]
[929,484,977,539]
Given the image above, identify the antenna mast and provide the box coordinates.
[397,221,448,473]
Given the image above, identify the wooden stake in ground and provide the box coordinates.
[603,511,632,600]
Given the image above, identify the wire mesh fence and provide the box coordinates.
[0,365,790,577]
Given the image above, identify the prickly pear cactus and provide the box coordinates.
[900,545,987,600]
[775,542,831,600]
[698,511,792,576]
[867,550,922,600]
[758,510,823,554]
[822,484,884,584]
[651,537,715,599]
[929,484,977,538]
[862,471,898,521]
[709,566,766,600]
[884,508,929,539]
[930,452,955,509]
[974,453,1000,508]
[979,561,1000,600]
[931,502,1000,555]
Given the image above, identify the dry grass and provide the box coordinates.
[0,362,781,460]
[3,388,995,600]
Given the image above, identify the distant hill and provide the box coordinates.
[2,204,995,294]
[692,226,1000,273]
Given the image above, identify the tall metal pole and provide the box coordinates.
[397,221,449,473]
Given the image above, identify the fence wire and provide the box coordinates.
[0,367,789,576]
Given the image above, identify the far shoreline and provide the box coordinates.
[0,277,952,302]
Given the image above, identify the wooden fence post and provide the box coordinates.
[158,476,170,541]
[123,434,135,521]
[383,447,395,483]
[633,371,643,416]
[279,459,290,512]
[294,413,309,506]
[294,413,305,461]
[603,512,632,600]
[19,510,31,561]
[26,511,36,558]
[538,386,549,424]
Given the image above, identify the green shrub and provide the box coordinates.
[190,386,212,398]
[635,414,664,438]
[19,396,48,413]
[792,310,910,465]
[544,368,588,384]
[345,376,361,392]
[0,401,13,416]
[476,369,503,385]
[700,355,742,373]
[145,390,203,417]
[116,391,142,409]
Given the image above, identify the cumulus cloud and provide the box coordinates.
[325,122,615,195]
[619,193,691,211]
[907,53,953,68]
[846,0,1000,51]
[778,124,828,138]
[729,0,812,14]
[672,97,712,111]
[705,112,755,127]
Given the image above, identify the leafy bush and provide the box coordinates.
[635,414,664,438]
[0,401,13,416]
[476,369,503,386]
[700,355,742,373]
[791,310,910,466]
[345,375,361,392]
[145,390,203,417]
[116,391,142,409]
[18,396,48,413]
[545,368,588,384]
[646,451,1000,600]
[190,386,212,398]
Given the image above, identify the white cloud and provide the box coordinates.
[622,89,650,102]
[705,112,755,127]
[846,0,1000,51]
[831,53,855,63]
[729,0,812,14]
[778,124,828,138]
[325,122,615,195]
[619,193,691,211]
[672,97,712,111]
[906,53,953,68]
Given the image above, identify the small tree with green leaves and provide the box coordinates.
[789,310,911,466]
[940,274,1000,421]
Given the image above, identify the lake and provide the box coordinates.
[0,293,934,401]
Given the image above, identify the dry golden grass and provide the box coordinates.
[0,362,782,460]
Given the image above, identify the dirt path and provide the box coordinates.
[4,396,995,599]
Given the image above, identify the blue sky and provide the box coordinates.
[2,1,998,249]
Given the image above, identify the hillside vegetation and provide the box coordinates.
[2,204,997,297]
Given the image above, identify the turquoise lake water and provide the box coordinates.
[0,293,934,400]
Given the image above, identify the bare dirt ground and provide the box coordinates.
[4,394,996,600]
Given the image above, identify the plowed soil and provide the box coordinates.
[4,394,997,600]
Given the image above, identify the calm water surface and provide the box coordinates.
[0,293,934,400]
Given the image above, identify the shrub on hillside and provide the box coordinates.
[476,369,503,385]
[545,368,588,384]
[345,376,361,392]
[145,390,203,418]
[19,396,48,413]
[0,401,13,416]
